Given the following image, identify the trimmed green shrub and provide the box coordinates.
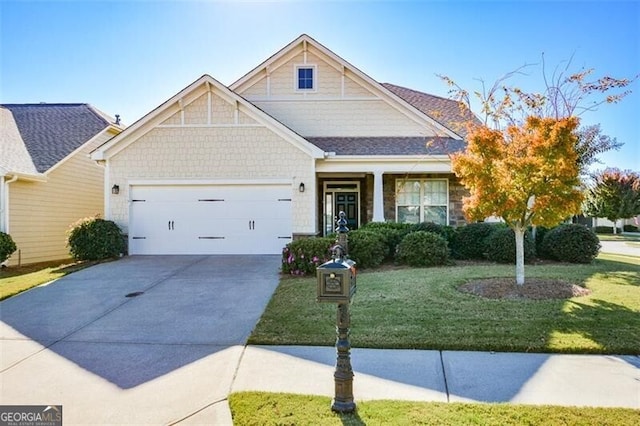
[282,237,334,276]
[347,230,388,269]
[485,227,536,264]
[0,232,17,264]
[450,222,505,260]
[541,224,600,263]
[67,217,125,261]
[532,226,553,259]
[623,224,639,232]
[595,226,623,234]
[360,222,412,259]
[395,231,450,267]
[410,222,457,243]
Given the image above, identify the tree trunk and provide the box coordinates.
[613,220,617,234]
[514,225,525,286]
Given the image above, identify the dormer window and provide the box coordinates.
[295,65,316,91]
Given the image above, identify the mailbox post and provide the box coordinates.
[316,211,356,413]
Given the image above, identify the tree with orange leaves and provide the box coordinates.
[452,116,582,284]
[442,62,634,285]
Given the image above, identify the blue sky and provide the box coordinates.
[2,0,638,171]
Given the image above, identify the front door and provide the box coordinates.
[324,182,360,235]
[335,192,358,230]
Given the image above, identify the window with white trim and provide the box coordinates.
[295,65,316,91]
[396,179,448,225]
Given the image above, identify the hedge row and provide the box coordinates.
[281,221,601,275]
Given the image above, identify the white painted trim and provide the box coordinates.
[322,180,361,235]
[156,124,265,129]
[127,178,293,187]
[247,96,379,102]
[373,170,385,222]
[2,175,18,234]
[395,177,450,225]
[0,175,5,233]
[316,157,452,174]
[294,63,317,93]
[103,161,111,220]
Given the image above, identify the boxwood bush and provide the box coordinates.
[532,226,553,259]
[67,217,125,261]
[0,232,17,264]
[347,229,388,269]
[359,222,412,257]
[623,224,639,232]
[595,225,623,234]
[410,222,457,244]
[395,231,450,267]
[450,222,505,260]
[282,237,334,275]
[541,224,600,263]
[485,227,536,264]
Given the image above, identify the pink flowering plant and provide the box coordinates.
[281,237,334,275]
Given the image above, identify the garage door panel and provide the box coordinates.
[129,184,292,255]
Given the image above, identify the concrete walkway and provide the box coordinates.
[600,240,640,257]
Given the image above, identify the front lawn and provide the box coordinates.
[0,260,94,301]
[249,255,640,354]
[229,392,640,425]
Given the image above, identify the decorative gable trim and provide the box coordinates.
[231,34,460,140]
[91,74,325,161]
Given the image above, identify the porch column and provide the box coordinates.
[372,170,385,222]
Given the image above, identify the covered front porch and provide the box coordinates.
[315,157,467,236]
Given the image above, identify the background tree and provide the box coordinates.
[442,61,634,285]
[584,169,640,233]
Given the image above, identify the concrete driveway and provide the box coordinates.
[0,255,281,424]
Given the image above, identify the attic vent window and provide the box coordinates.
[296,65,316,91]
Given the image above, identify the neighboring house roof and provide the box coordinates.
[0,107,39,176]
[307,137,465,156]
[381,83,480,139]
[1,103,111,173]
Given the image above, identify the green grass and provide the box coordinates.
[0,260,95,300]
[228,392,640,425]
[249,257,640,354]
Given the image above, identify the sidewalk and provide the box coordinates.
[177,345,640,424]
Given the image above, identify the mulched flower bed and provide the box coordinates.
[458,278,591,300]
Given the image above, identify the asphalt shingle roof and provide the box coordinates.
[382,83,480,139]
[1,103,109,173]
[307,136,465,156]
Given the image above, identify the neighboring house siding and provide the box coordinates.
[7,132,112,265]
[238,51,434,137]
[108,91,315,235]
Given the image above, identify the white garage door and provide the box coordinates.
[128,184,292,255]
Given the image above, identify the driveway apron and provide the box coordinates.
[0,255,281,425]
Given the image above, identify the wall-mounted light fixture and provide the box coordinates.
[111,184,120,195]
[299,182,305,193]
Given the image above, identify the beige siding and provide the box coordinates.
[251,100,431,137]
[108,89,315,235]
[237,50,434,137]
[7,131,114,266]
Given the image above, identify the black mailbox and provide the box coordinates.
[316,257,356,303]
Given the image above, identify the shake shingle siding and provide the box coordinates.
[2,104,108,172]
